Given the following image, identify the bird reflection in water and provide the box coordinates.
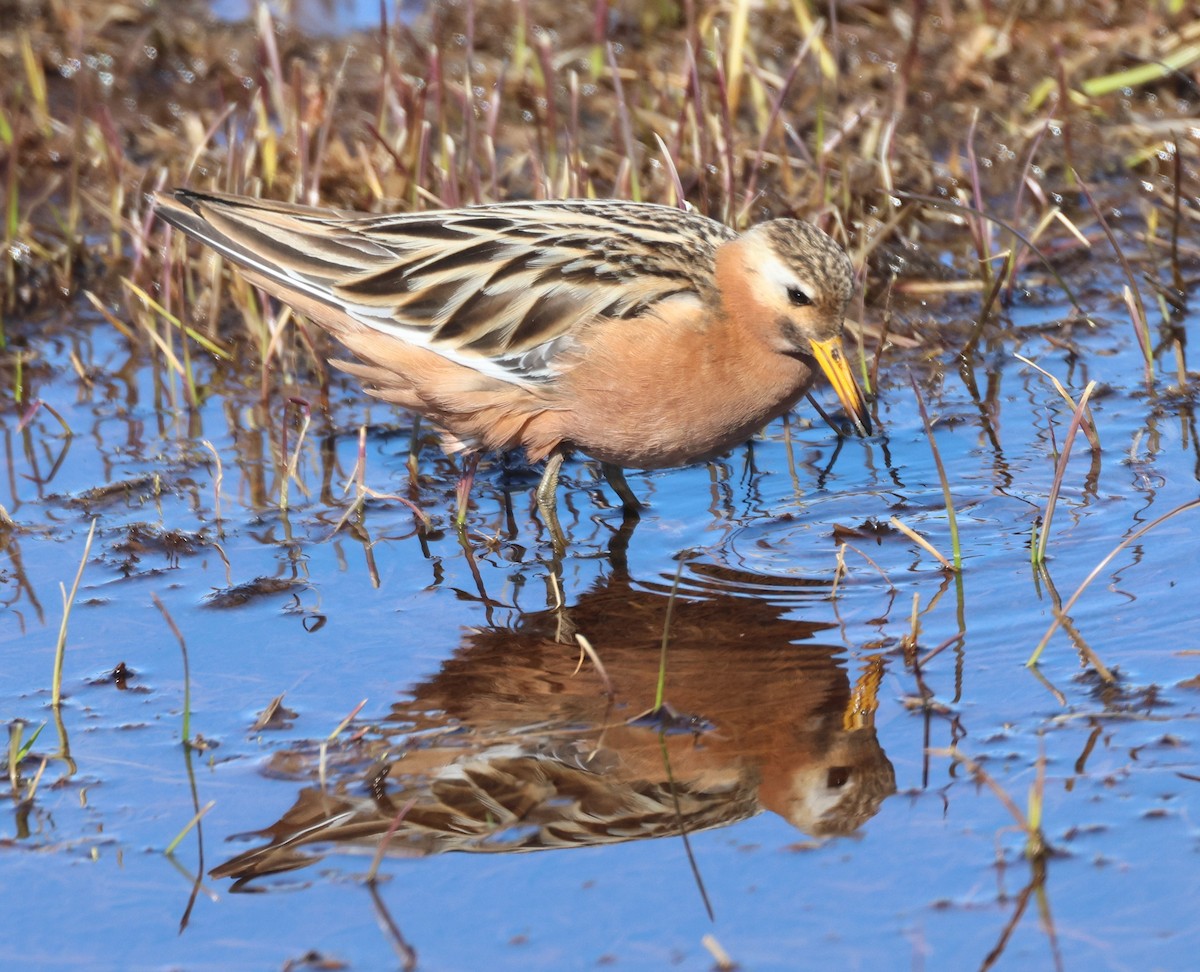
[214,560,895,888]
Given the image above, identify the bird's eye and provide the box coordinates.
[787,286,812,307]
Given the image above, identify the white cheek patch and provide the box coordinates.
[756,251,812,304]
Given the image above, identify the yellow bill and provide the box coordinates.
[810,337,872,437]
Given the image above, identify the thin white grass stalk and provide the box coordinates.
[725,0,751,113]
[163,800,215,856]
[83,289,135,340]
[1034,380,1097,565]
[340,424,368,497]
[1075,172,1153,384]
[280,403,311,511]
[152,592,193,743]
[122,278,230,358]
[52,518,97,707]
[702,935,737,972]
[8,724,26,790]
[1012,355,1099,453]
[831,543,847,599]
[134,308,186,376]
[202,439,223,525]
[878,112,897,195]
[651,133,686,208]
[1123,284,1154,383]
[1032,564,1112,681]
[22,756,48,803]
[211,540,233,587]
[1014,354,1100,451]
[840,541,896,590]
[890,516,953,570]
[260,304,296,370]
[320,699,367,792]
[910,375,962,570]
[1003,203,1063,295]
[574,634,615,698]
[907,591,921,647]
[1052,208,1090,247]
[327,699,368,742]
[181,104,237,185]
[1028,498,1200,666]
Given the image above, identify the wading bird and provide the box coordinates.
[156,190,870,545]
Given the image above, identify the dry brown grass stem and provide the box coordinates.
[573,633,615,699]
[889,517,953,571]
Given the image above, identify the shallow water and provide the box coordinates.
[4,257,1200,969]
[209,0,423,34]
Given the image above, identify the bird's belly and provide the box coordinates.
[554,313,815,471]
[566,381,807,470]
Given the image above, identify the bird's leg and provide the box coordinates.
[601,463,643,518]
[536,450,567,549]
[545,559,577,643]
[455,452,480,528]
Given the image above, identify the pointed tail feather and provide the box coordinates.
[153,189,367,307]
